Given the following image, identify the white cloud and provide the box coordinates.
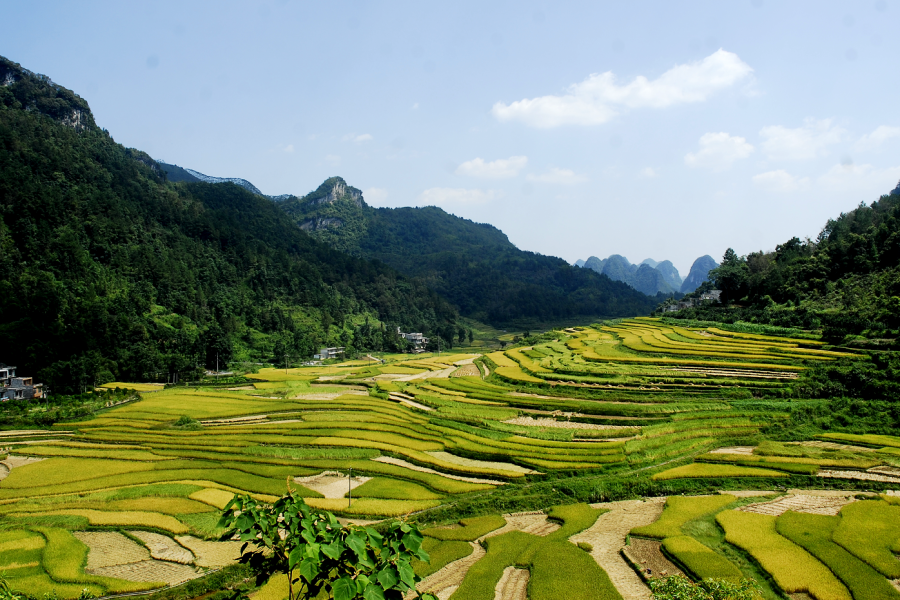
[342,133,373,143]
[640,167,658,178]
[283,144,295,153]
[324,154,341,166]
[752,169,810,192]
[363,187,389,205]
[417,188,501,206]
[759,118,845,160]
[855,125,900,151]
[684,132,754,171]
[817,162,900,193]
[412,102,419,110]
[526,167,588,185]
[456,156,528,179]
[491,49,753,128]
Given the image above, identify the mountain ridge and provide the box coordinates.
[278,177,660,325]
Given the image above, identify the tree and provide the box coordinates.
[649,576,758,600]
[710,248,750,305]
[219,490,438,600]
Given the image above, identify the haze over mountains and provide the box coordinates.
[574,254,719,295]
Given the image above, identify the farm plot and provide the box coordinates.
[0,320,883,598]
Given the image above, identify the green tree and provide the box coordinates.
[219,491,438,600]
[710,248,750,304]
[649,575,757,600]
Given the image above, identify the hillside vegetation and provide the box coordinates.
[280,178,660,325]
[0,56,458,392]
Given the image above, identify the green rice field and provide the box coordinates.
[2,319,898,599]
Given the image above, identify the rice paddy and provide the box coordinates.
[2,319,897,598]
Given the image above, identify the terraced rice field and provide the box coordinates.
[2,320,898,598]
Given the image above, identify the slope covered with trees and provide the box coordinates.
[0,56,458,392]
[280,178,660,325]
[667,192,900,342]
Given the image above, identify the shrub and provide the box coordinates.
[649,575,758,600]
[716,510,851,600]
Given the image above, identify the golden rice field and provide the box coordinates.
[2,319,897,599]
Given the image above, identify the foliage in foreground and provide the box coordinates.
[649,575,758,600]
[219,491,438,600]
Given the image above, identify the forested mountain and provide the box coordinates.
[577,253,685,295]
[280,178,659,325]
[0,55,458,391]
[670,192,900,341]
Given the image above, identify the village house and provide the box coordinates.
[0,364,46,401]
[397,328,428,353]
[314,347,345,360]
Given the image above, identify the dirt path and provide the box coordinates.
[503,416,636,431]
[494,566,529,600]
[416,541,485,598]
[572,498,667,600]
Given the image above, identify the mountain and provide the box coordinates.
[279,177,659,325]
[157,161,293,201]
[655,260,683,290]
[680,255,719,293]
[0,55,458,391]
[576,254,681,296]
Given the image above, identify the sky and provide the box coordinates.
[4,0,900,276]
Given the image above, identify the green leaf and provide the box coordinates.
[363,584,386,600]
[298,558,320,583]
[399,562,415,588]
[347,532,367,559]
[288,546,305,570]
[332,576,356,600]
[322,541,343,560]
[236,514,254,530]
[377,567,399,590]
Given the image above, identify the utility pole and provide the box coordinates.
[285,353,288,374]
[216,353,219,382]
[348,467,352,508]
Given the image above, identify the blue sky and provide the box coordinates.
[4,1,899,275]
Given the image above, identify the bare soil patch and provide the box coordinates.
[494,566,529,600]
[819,470,900,484]
[800,440,877,453]
[390,395,433,411]
[573,498,667,600]
[426,451,537,475]
[452,364,480,377]
[129,531,194,564]
[90,560,199,586]
[372,457,505,486]
[739,493,857,516]
[709,446,755,455]
[74,531,149,569]
[294,471,371,498]
[503,416,635,431]
[175,535,243,567]
[624,537,684,580]
[490,512,560,537]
